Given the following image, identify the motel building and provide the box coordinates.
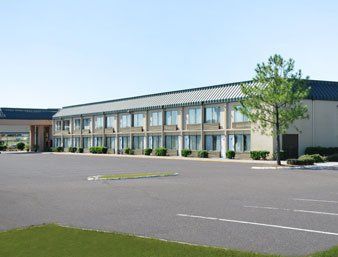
[52,80,338,159]
[0,108,58,151]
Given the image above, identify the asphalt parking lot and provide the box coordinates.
[1,153,338,255]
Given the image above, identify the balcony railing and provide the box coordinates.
[148,125,162,132]
[164,125,177,131]
[186,124,202,130]
[203,123,220,130]
[232,121,251,129]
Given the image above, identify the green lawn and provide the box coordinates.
[0,224,337,257]
[99,171,177,180]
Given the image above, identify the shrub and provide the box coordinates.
[326,153,338,162]
[68,147,77,153]
[250,151,270,160]
[155,147,167,156]
[299,154,325,163]
[16,142,25,151]
[198,150,208,158]
[89,147,96,153]
[124,148,133,155]
[89,146,107,154]
[287,158,314,165]
[56,146,64,152]
[181,149,192,157]
[102,147,108,154]
[144,148,152,155]
[78,147,84,153]
[226,150,235,159]
[0,144,7,151]
[305,146,338,156]
[25,144,30,152]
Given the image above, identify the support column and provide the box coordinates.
[29,126,35,151]
[102,114,106,147]
[161,108,165,147]
[200,103,204,150]
[115,114,119,153]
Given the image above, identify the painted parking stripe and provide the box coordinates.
[244,205,338,216]
[293,198,338,204]
[177,213,338,236]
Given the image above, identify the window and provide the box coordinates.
[205,135,221,151]
[63,120,70,131]
[133,136,144,149]
[94,116,103,129]
[165,110,178,125]
[148,135,161,149]
[54,121,62,131]
[106,137,115,149]
[106,115,115,129]
[188,108,201,124]
[83,118,92,130]
[73,137,81,147]
[234,106,249,122]
[228,134,250,152]
[150,111,162,126]
[205,107,220,123]
[184,135,201,150]
[93,137,103,146]
[133,113,144,127]
[120,136,130,149]
[73,119,81,130]
[83,137,91,148]
[63,138,71,148]
[54,137,61,147]
[120,114,131,128]
[165,136,178,150]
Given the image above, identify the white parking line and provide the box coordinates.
[293,198,338,204]
[177,213,338,236]
[244,205,338,216]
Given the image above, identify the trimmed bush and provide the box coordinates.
[155,147,167,156]
[326,153,338,162]
[181,149,192,157]
[56,146,64,152]
[144,148,152,155]
[16,142,25,151]
[0,144,7,151]
[287,158,314,165]
[124,148,133,155]
[102,147,108,154]
[226,150,235,159]
[68,147,77,153]
[78,147,84,153]
[197,150,208,158]
[305,146,338,156]
[89,146,107,154]
[299,154,325,163]
[250,151,270,160]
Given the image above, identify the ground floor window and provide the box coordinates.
[120,136,130,149]
[54,137,61,147]
[106,137,115,149]
[93,136,103,147]
[228,134,250,152]
[133,136,144,149]
[165,135,178,150]
[73,137,80,148]
[148,135,161,149]
[205,135,221,151]
[63,138,71,148]
[83,137,92,149]
[184,135,201,150]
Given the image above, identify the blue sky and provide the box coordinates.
[1,0,337,108]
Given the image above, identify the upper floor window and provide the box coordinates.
[205,107,220,123]
[120,114,131,128]
[54,120,62,131]
[83,118,92,130]
[165,110,178,125]
[188,108,201,124]
[234,106,249,123]
[150,111,162,126]
[63,120,70,131]
[94,116,104,129]
[73,119,81,130]
[105,115,115,129]
[133,113,144,127]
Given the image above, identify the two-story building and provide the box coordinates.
[52,80,338,158]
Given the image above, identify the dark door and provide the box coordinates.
[282,134,299,158]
